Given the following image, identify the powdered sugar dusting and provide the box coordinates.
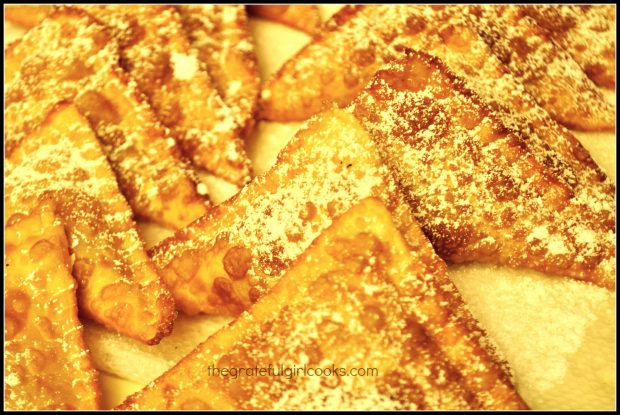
[150,110,401,315]
[82,5,252,185]
[351,51,615,288]
[177,5,260,133]
[5,7,209,228]
[468,4,614,131]
[124,200,524,409]
[522,5,615,89]
[262,5,614,132]
[170,51,199,80]
[5,103,175,344]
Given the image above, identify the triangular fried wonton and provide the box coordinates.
[5,103,176,344]
[177,5,260,136]
[351,50,615,289]
[147,109,525,407]
[121,198,526,410]
[5,202,100,410]
[468,4,614,131]
[81,5,252,186]
[149,108,419,316]
[260,5,614,132]
[406,7,611,187]
[5,6,209,228]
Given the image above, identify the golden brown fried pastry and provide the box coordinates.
[247,5,322,34]
[82,5,252,186]
[5,7,209,229]
[4,4,259,148]
[260,5,614,132]
[177,5,260,136]
[259,5,370,121]
[393,7,611,188]
[522,5,616,89]
[4,4,51,28]
[469,4,615,131]
[147,110,523,405]
[149,108,419,316]
[351,51,615,289]
[5,103,176,344]
[4,202,101,410]
[121,198,526,410]
[264,4,606,188]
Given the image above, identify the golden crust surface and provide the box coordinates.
[351,51,615,289]
[83,5,252,186]
[148,110,523,407]
[5,7,210,229]
[259,5,373,121]
[522,5,616,89]
[5,104,176,344]
[247,5,322,34]
[4,202,101,410]
[4,4,51,28]
[260,5,614,132]
[177,5,260,136]
[121,198,526,410]
[407,8,611,186]
[469,4,615,131]
[149,109,422,315]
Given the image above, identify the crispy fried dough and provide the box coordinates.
[468,4,614,131]
[5,7,209,228]
[147,110,523,406]
[5,4,324,38]
[522,5,616,89]
[379,7,611,186]
[149,109,419,316]
[259,5,371,121]
[260,5,614,132]
[5,104,176,344]
[351,51,615,289]
[262,4,607,187]
[4,4,51,28]
[121,198,526,410]
[247,5,322,34]
[177,5,260,136]
[4,202,101,410]
[82,5,252,186]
